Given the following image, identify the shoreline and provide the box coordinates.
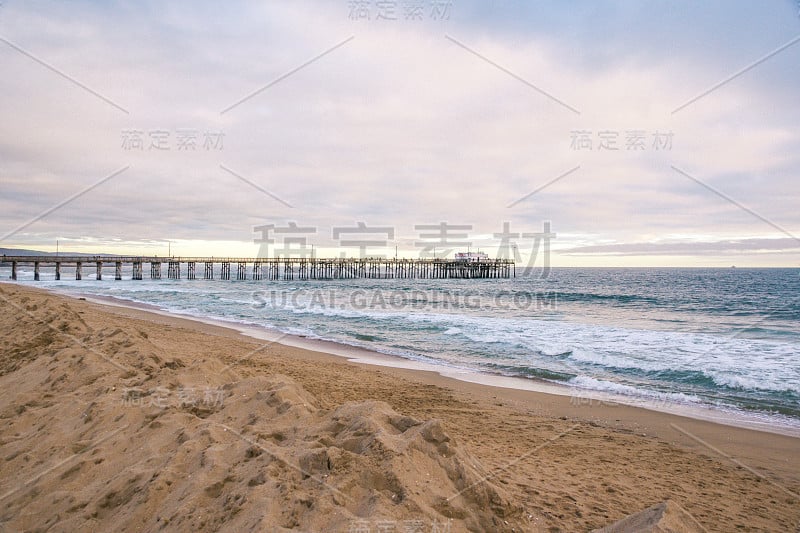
[50,285,800,439]
[44,285,800,450]
[2,282,799,531]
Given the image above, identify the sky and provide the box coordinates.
[0,0,798,266]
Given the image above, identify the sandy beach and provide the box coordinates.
[1,283,798,532]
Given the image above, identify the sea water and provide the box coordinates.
[5,266,799,431]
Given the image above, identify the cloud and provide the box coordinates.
[0,0,798,264]
[560,238,800,256]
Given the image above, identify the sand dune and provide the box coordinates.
[1,284,798,531]
[0,287,522,531]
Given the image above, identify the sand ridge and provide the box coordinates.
[0,284,799,531]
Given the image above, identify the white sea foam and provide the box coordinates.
[569,375,702,404]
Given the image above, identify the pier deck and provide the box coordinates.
[1,256,515,281]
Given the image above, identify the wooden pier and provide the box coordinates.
[2,256,515,281]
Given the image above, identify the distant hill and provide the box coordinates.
[0,248,54,256]
[0,249,119,263]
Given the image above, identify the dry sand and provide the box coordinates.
[0,284,798,532]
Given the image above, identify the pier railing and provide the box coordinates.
[1,256,515,281]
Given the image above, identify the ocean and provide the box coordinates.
[5,265,800,432]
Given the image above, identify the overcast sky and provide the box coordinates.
[1,1,798,266]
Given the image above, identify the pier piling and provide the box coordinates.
[168,261,180,280]
[133,261,143,280]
